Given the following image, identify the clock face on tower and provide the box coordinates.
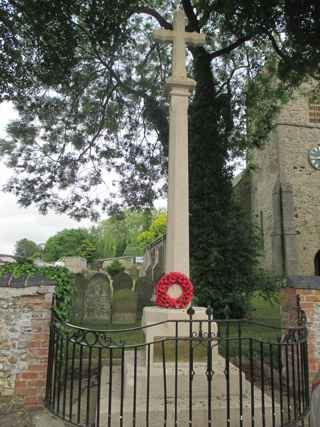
[309,146,320,170]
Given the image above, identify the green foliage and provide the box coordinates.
[246,60,292,148]
[105,259,125,278]
[79,239,97,265]
[191,197,280,317]
[43,228,96,262]
[94,210,152,258]
[123,244,144,257]
[137,212,167,247]
[247,292,280,322]
[0,261,73,319]
[14,238,42,259]
[2,1,319,218]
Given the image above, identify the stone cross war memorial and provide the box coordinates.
[46,8,310,427]
[153,7,205,277]
[0,6,314,427]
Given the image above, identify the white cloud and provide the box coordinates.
[0,102,92,254]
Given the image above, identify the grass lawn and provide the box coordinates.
[218,293,282,359]
[247,293,281,325]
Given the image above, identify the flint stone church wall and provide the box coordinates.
[238,83,320,276]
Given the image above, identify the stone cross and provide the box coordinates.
[153,7,205,79]
[153,8,205,277]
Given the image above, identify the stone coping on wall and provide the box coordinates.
[0,274,55,288]
[287,275,320,289]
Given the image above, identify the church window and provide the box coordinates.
[309,101,320,123]
[315,251,320,276]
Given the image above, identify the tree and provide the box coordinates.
[15,238,41,259]
[43,228,97,262]
[0,1,319,311]
[79,239,97,264]
[138,211,167,247]
[94,210,152,258]
[105,259,125,278]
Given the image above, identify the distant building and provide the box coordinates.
[56,256,87,273]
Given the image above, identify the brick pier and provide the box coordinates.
[0,283,54,409]
[281,276,320,382]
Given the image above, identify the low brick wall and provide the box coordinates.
[281,276,320,382]
[0,284,54,409]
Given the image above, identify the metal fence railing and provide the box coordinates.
[45,302,310,427]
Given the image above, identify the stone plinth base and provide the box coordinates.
[142,306,219,366]
[142,306,215,354]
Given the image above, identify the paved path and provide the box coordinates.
[311,381,320,427]
[31,410,70,427]
[0,407,69,427]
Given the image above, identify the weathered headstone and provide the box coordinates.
[71,273,88,322]
[112,289,137,324]
[84,273,111,322]
[136,276,154,319]
[112,271,133,291]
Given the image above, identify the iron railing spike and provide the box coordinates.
[187,305,195,317]
[206,306,213,316]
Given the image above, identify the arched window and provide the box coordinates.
[315,251,320,276]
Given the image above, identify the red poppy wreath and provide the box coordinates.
[156,272,193,309]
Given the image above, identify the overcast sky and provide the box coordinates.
[0,102,92,254]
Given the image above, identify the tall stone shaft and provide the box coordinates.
[165,81,194,276]
[153,8,205,277]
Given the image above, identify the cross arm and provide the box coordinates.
[185,32,206,47]
[153,29,175,43]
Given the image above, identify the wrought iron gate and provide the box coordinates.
[45,304,310,426]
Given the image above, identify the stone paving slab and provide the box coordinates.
[31,410,70,427]
[0,408,71,427]
[0,409,34,427]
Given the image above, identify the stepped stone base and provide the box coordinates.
[100,371,280,427]
[99,307,280,427]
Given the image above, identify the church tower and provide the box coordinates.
[248,84,320,277]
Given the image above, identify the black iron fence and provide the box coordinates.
[45,304,310,427]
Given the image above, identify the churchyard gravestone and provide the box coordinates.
[112,289,137,324]
[84,273,111,323]
[70,272,111,324]
[136,276,154,319]
[70,273,88,322]
[111,270,137,323]
[112,271,133,291]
